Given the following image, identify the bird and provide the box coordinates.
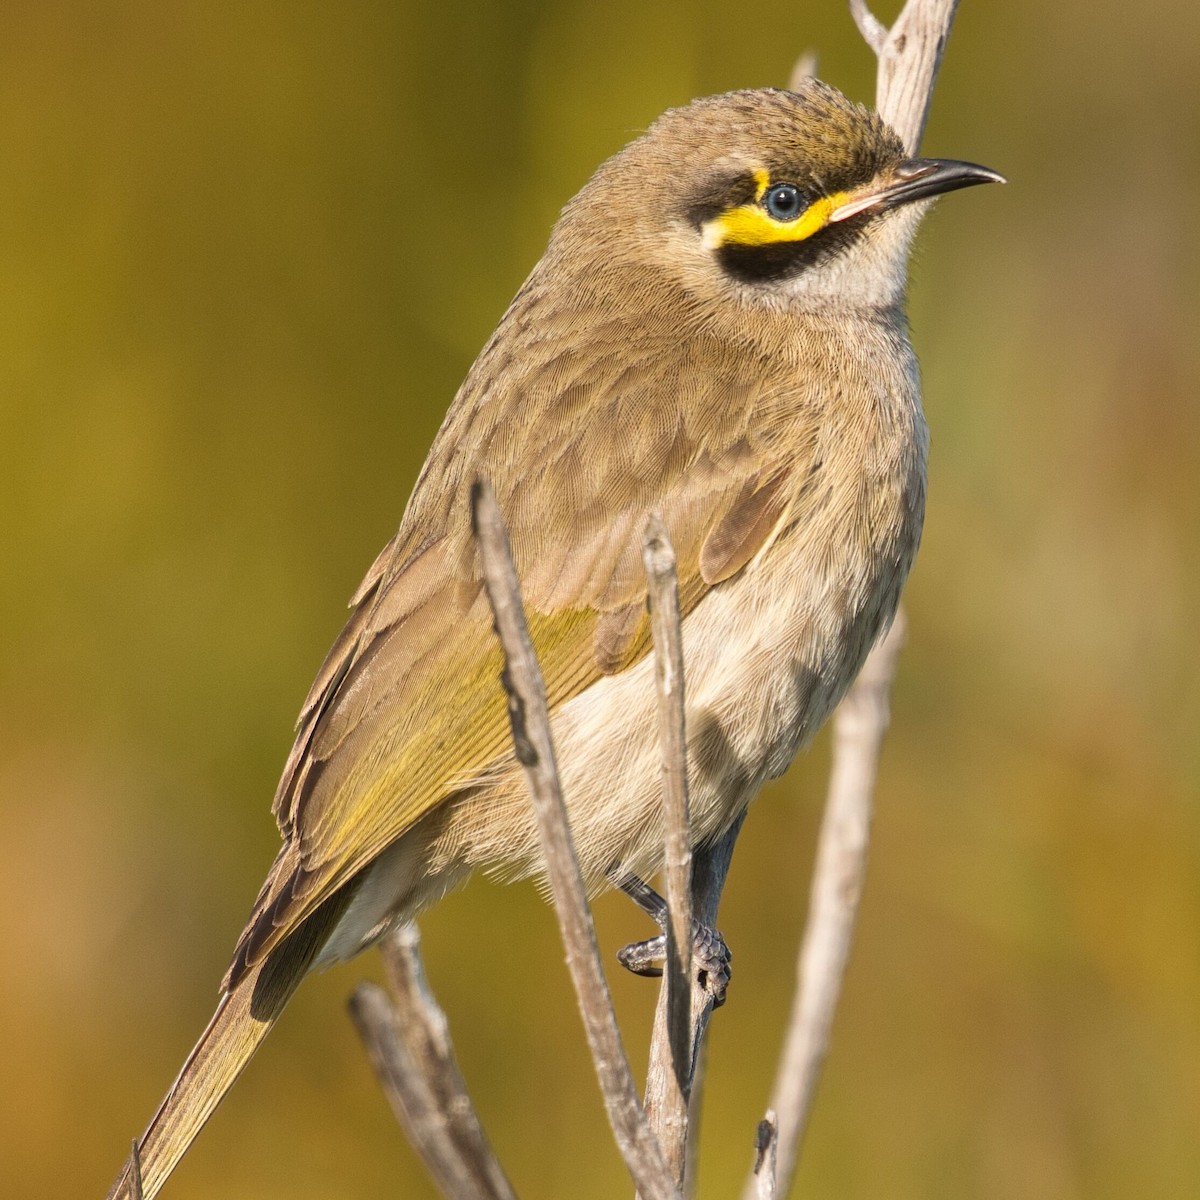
[106,78,1001,1199]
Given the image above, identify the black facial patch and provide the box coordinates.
[716,212,873,284]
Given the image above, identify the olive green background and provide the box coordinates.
[2,2,1197,1197]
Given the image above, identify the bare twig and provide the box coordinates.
[857,0,961,153]
[751,614,907,1199]
[788,49,820,90]
[472,480,681,1200]
[638,516,695,1191]
[849,0,888,54]
[348,924,517,1200]
[642,951,704,1196]
[640,517,751,1197]
[752,1112,779,1200]
[127,1141,144,1200]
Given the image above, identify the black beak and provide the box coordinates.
[830,157,1006,222]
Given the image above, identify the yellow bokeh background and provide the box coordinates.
[2,2,1197,1198]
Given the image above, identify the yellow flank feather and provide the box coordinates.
[298,607,603,901]
[704,188,851,250]
[276,567,717,954]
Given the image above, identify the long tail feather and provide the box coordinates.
[105,898,343,1200]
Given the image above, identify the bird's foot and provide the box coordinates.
[612,872,732,1006]
[616,922,732,1007]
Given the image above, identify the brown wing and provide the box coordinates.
[226,300,820,987]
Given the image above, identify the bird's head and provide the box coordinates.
[550,80,1002,316]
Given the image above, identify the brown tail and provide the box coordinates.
[105,899,344,1200]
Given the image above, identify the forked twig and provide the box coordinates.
[744,5,960,1191]
[472,481,681,1200]
[348,924,516,1200]
[849,0,888,54]
[640,517,746,1195]
[857,0,961,153]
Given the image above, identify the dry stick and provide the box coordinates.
[127,1141,144,1200]
[758,614,906,1197]
[752,1112,779,1200]
[348,924,517,1200]
[863,0,961,154]
[848,0,888,55]
[639,517,695,1192]
[471,480,681,1200]
[741,5,962,1192]
[643,518,692,1081]
[787,48,820,91]
[641,519,748,1197]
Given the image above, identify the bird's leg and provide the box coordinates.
[612,872,732,1006]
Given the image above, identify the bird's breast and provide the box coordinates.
[528,326,926,884]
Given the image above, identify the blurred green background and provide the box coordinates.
[2,1,1197,1197]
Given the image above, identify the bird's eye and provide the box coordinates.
[763,182,804,222]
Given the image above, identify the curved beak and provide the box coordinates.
[830,158,1006,223]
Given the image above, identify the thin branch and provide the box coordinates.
[870,0,961,154]
[787,49,820,90]
[849,0,888,54]
[639,515,695,1192]
[752,613,907,1199]
[348,924,517,1200]
[127,1141,144,1200]
[640,517,750,1197]
[644,517,693,1074]
[471,480,681,1200]
[752,1112,778,1200]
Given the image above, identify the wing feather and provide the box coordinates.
[229,306,818,983]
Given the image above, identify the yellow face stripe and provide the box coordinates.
[703,176,853,251]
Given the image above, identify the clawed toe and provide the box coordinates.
[616,932,667,977]
[692,924,732,1007]
[613,871,733,1005]
[616,921,732,1007]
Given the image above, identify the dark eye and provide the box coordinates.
[764,182,804,222]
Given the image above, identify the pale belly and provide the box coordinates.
[519,519,911,885]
